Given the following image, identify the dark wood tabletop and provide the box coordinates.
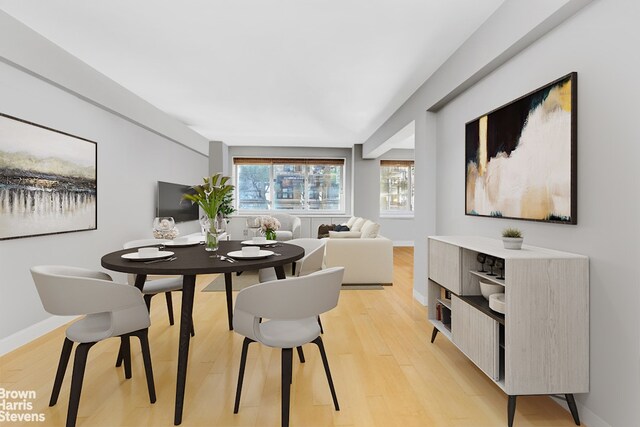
[101,240,304,425]
[101,240,304,276]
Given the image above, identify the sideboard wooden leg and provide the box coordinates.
[566,394,581,425]
[508,395,517,427]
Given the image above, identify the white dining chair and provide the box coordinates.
[258,238,328,334]
[258,238,325,282]
[233,267,344,427]
[122,238,195,336]
[30,265,156,427]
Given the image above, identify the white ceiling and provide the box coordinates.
[0,0,503,148]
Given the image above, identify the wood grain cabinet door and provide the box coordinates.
[452,295,499,380]
[428,239,461,294]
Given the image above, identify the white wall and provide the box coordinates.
[434,1,639,424]
[361,0,638,424]
[0,10,209,155]
[353,145,415,245]
[0,60,208,344]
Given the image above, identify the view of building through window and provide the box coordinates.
[235,158,344,212]
[380,160,414,215]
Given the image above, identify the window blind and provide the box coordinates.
[234,157,345,166]
[380,160,414,167]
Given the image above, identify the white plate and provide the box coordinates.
[226,250,274,260]
[121,251,175,261]
[164,240,200,247]
[241,240,278,246]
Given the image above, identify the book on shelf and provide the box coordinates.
[436,303,442,321]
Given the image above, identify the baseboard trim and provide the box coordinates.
[550,396,610,427]
[413,289,427,305]
[393,240,414,247]
[0,315,76,357]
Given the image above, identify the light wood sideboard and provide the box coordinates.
[427,236,588,427]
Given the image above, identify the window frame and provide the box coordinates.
[379,159,415,218]
[233,157,346,215]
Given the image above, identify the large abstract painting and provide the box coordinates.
[465,73,577,224]
[0,113,97,240]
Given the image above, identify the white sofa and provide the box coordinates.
[322,217,393,284]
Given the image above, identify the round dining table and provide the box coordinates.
[101,240,304,425]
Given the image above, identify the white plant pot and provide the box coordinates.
[502,237,523,250]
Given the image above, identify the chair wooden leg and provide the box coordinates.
[234,337,254,413]
[134,329,156,403]
[144,294,153,311]
[165,292,175,325]
[281,348,293,427]
[115,345,123,367]
[121,336,132,379]
[296,346,305,364]
[66,342,95,427]
[312,336,339,411]
[50,338,74,406]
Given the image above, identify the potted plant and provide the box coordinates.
[502,227,523,249]
[183,173,234,253]
[217,192,236,231]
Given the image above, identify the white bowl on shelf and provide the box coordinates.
[480,280,504,301]
[489,293,505,314]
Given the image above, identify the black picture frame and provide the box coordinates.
[465,72,577,224]
[0,112,98,240]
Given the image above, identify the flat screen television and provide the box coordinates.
[156,181,199,222]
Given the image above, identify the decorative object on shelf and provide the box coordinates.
[476,253,487,272]
[495,258,505,279]
[465,72,577,224]
[0,112,97,240]
[254,216,281,241]
[479,280,504,301]
[183,173,234,256]
[489,293,506,314]
[485,255,496,275]
[502,227,523,249]
[153,217,178,239]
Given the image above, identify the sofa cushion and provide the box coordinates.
[328,231,362,238]
[351,217,366,232]
[360,221,381,238]
[345,216,358,228]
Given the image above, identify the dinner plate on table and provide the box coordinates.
[121,251,175,261]
[240,240,278,246]
[226,250,274,260]
[163,240,200,247]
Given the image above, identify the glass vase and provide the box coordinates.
[265,229,277,241]
[206,220,220,255]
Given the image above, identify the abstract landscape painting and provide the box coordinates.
[0,113,97,240]
[465,73,577,224]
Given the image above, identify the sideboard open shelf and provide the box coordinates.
[427,236,588,427]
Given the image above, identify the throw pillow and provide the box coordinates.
[360,221,381,238]
[329,231,362,238]
[351,217,366,232]
[345,216,358,228]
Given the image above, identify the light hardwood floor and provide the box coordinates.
[0,247,581,426]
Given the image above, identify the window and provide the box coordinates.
[380,160,414,215]
[234,158,344,212]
